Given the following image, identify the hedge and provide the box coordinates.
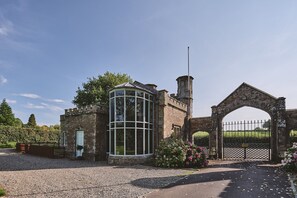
[0,126,60,144]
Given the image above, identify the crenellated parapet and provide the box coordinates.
[158,90,187,112]
[64,105,107,116]
[167,95,187,112]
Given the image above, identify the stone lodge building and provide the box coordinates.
[60,75,193,164]
[61,75,297,164]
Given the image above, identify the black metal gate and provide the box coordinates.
[223,120,271,160]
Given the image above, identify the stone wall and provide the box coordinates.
[157,90,187,142]
[60,105,108,161]
[286,109,297,147]
[190,116,215,149]
[108,155,153,165]
[190,117,212,134]
[215,83,277,119]
[287,109,297,131]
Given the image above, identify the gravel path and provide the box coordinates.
[0,149,190,198]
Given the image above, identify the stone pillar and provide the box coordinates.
[211,105,219,159]
[276,97,287,160]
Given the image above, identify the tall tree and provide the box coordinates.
[14,118,23,128]
[27,114,37,127]
[73,71,133,107]
[0,99,15,126]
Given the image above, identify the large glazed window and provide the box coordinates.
[109,89,154,156]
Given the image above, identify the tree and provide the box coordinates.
[262,120,271,129]
[0,99,15,126]
[14,118,23,128]
[27,114,37,127]
[73,71,133,107]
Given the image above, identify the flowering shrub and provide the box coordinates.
[282,142,297,172]
[154,138,185,168]
[184,142,208,168]
[154,137,208,168]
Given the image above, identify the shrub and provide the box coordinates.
[154,137,208,168]
[185,142,208,168]
[0,187,5,197]
[0,126,60,144]
[0,142,16,148]
[282,142,297,172]
[154,138,185,168]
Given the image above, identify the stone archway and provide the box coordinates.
[210,83,286,161]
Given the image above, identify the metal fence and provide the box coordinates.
[223,120,271,160]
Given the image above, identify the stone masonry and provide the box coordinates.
[61,76,193,163]
[60,105,108,161]
[157,90,187,140]
[190,82,290,161]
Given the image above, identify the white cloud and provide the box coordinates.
[25,102,63,112]
[41,102,63,111]
[0,16,14,37]
[0,25,10,36]
[0,75,7,84]
[19,93,41,99]
[47,99,65,103]
[25,103,45,109]
[6,99,16,104]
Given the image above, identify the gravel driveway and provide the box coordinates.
[0,149,190,198]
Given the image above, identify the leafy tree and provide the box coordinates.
[14,118,23,128]
[73,71,133,107]
[27,114,37,127]
[0,99,15,126]
[50,124,60,130]
[262,120,271,129]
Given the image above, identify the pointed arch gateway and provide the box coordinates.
[210,83,287,161]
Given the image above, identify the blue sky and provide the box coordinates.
[0,1,297,125]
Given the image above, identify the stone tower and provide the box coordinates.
[176,75,194,117]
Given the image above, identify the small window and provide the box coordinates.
[172,125,181,138]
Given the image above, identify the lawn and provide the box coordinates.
[193,130,272,145]
[193,131,209,138]
[223,131,270,138]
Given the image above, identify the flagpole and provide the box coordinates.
[187,46,190,117]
